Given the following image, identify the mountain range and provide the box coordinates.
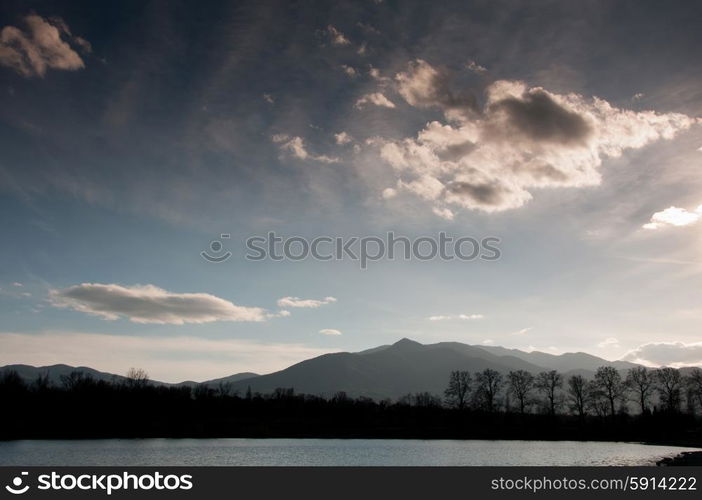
[0,338,643,400]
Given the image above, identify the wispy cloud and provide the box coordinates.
[272,134,340,163]
[319,328,342,336]
[50,283,267,324]
[427,313,484,321]
[355,92,395,109]
[277,296,337,308]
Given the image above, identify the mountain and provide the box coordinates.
[0,364,131,386]
[226,338,633,400]
[0,364,259,389]
[476,345,640,372]
[0,339,643,400]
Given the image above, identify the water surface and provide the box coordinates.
[0,439,696,466]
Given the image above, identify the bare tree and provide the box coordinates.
[126,367,149,389]
[593,366,625,417]
[567,374,587,418]
[687,368,702,413]
[656,367,682,413]
[536,370,563,416]
[475,368,503,413]
[444,370,472,410]
[586,380,609,417]
[625,366,654,414]
[507,370,535,414]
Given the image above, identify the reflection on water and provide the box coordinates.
[0,439,697,466]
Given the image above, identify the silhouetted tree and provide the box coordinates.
[414,392,442,408]
[656,367,682,413]
[536,370,563,416]
[507,370,534,415]
[444,370,471,410]
[625,366,654,414]
[475,368,503,413]
[567,374,587,418]
[686,368,702,414]
[586,380,609,418]
[126,368,149,389]
[594,366,624,417]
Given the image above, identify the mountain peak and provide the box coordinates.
[392,338,423,349]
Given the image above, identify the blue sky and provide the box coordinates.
[1,0,702,381]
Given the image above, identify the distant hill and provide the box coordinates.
[0,339,648,400]
[226,338,638,400]
[0,364,259,389]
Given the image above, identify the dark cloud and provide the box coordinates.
[492,89,592,145]
[446,180,512,206]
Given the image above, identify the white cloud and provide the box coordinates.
[49,283,267,324]
[0,331,337,383]
[511,327,533,335]
[277,296,337,308]
[372,60,698,215]
[622,341,702,368]
[381,187,397,199]
[427,313,484,321]
[466,60,487,74]
[272,134,340,163]
[262,93,274,104]
[325,25,350,46]
[642,204,702,230]
[355,92,395,109]
[0,14,88,77]
[482,339,494,345]
[597,337,620,348]
[340,64,357,77]
[319,328,342,336]
[334,131,353,145]
[12,282,23,287]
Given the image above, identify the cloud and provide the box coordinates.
[597,337,620,348]
[466,60,487,74]
[262,93,274,104]
[325,25,350,46]
[272,134,340,163]
[622,341,702,368]
[49,283,267,324]
[355,92,396,109]
[277,296,337,308]
[395,59,477,116]
[642,204,702,230]
[373,60,698,214]
[334,131,353,145]
[0,14,88,77]
[427,313,484,321]
[511,327,533,335]
[340,64,357,77]
[0,331,337,383]
[319,328,342,336]
[12,282,23,287]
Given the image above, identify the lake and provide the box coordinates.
[0,439,697,466]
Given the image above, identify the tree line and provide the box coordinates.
[0,365,700,443]
[443,366,702,417]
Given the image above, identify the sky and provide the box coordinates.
[1,0,702,382]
